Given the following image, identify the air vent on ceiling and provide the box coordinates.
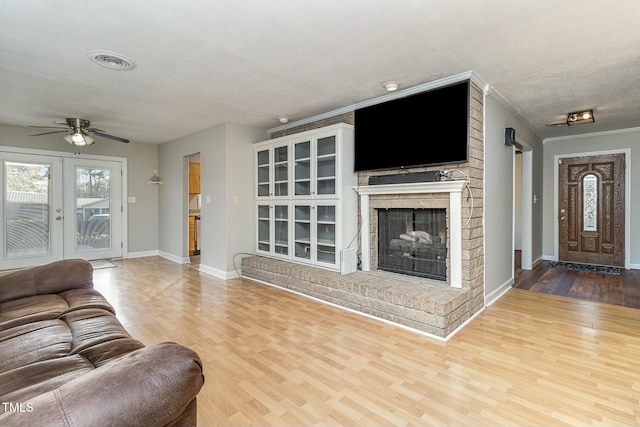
[87,50,136,71]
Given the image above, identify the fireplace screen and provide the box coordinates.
[378,208,447,280]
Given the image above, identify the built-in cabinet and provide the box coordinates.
[254,123,357,272]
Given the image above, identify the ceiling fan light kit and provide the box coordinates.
[64,133,94,146]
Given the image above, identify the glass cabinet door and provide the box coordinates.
[257,204,271,252]
[273,144,289,197]
[256,149,270,197]
[273,204,289,255]
[294,139,311,196]
[315,135,336,196]
[294,204,311,259]
[315,204,336,264]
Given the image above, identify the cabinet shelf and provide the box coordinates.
[317,239,336,247]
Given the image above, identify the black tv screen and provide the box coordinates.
[354,80,469,172]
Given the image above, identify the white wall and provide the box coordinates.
[483,93,544,302]
[0,123,159,255]
[158,122,267,276]
[542,128,640,269]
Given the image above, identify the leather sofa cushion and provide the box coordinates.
[0,294,69,331]
[0,289,114,332]
[0,320,72,374]
[0,354,94,402]
[0,259,93,304]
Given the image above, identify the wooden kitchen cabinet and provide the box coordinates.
[189,162,200,194]
[189,216,195,255]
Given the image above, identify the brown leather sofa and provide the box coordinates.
[0,259,204,426]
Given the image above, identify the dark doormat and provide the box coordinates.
[547,261,620,275]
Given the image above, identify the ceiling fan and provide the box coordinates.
[29,118,130,146]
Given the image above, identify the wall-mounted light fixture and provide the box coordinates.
[146,166,162,184]
[566,109,595,126]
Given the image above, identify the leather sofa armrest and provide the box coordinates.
[0,342,204,427]
[0,259,93,303]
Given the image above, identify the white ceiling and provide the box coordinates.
[1,1,639,144]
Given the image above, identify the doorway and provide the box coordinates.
[187,153,201,266]
[0,151,124,270]
[558,153,625,267]
[513,141,533,273]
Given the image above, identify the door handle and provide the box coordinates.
[56,216,63,221]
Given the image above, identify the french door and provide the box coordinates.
[1,153,123,270]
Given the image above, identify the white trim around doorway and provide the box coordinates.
[0,145,129,260]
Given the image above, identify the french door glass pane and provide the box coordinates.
[76,167,111,251]
[4,162,51,258]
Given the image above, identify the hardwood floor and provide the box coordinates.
[94,257,640,426]
[514,251,640,309]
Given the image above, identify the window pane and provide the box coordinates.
[583,174,597,232]
[4,162,51,257]
[76,167,112,251]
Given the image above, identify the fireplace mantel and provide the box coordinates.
[355,180,467,288]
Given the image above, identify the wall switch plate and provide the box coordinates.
[128,197,136,203]
[205,195,211,204]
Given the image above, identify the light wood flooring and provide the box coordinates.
[94,257,640,426]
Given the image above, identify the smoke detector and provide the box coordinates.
[87,50,136,71]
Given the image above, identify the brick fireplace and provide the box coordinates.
[243,79,485,339]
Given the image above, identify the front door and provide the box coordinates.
[558,153,625,267]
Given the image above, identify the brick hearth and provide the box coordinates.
[241,256,478,339]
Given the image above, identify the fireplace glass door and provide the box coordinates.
[378,208,447,280]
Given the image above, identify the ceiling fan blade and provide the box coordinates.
[86,127,106,133]
[92,131,130,143]
[28,125,68,130]
[30,130,69,136]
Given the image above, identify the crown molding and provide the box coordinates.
[268,71,489,134]
[543,126,640,144]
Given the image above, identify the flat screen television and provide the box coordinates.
[354,80,469,172]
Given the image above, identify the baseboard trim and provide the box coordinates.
[198,264,233,280]
[126,250,159,259]
[485,279,513,306]
[159,251,190,264]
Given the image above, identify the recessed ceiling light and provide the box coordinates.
[87,50,136,71]
[278,117,289,124]
[382,81,400,92]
